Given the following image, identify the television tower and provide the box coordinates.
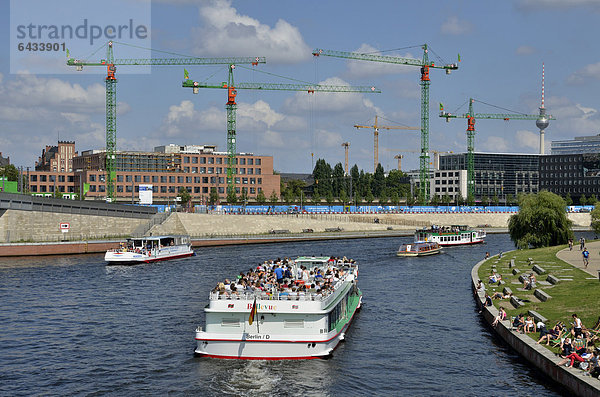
[536,63,550,154]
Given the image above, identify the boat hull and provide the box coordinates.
[105,250,194,264]
[195,295,362,360]
[397,248,441,257]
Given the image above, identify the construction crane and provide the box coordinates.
[353,115,419,172]
[394,154,404,171]
[183,66,380,194]
[313,44,459,203]
[66,41,266,200]
[341,142,350,175]
[391,149,453,170]
[440,98,555,197]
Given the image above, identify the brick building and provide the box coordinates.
[27,142,280,203]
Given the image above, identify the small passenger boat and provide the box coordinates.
[415,225,486,247]
[194,256,362,360]
[397,241,441,257]
[105,235,194,264]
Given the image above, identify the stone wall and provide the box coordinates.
[0,209,147,243]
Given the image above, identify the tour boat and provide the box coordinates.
[397,241,441,257]
[194,256,362,360]
[104,235,194,264]
[415,225,486,246]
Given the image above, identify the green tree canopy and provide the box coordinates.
[580,194,587,206]
[591,204,600,235]
[208,187,219,205]
[178,186,192,206]
[565,192,573,206]
[269,190,279,205]
[255,189,266,205]
[227,189,238,204]
[508,191,573,249]
[0,164,19,181]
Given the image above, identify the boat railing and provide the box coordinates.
[209,273,353,303]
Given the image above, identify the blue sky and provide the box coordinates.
[1,0,600,173]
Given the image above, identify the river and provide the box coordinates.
[0,234,573,396]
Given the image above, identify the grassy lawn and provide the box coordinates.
[478,244,600,353]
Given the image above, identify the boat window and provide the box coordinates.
[284,319,304,328]
[221,318,240,327]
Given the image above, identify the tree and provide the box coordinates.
[492,194,499,206]
[53,189,63,199]
[456,194,465,206]
[390,190,400,206]
[442,194,451,206]
[589,194,598,206]
[0,164,19,181]
[406,194,416,207]
[312,158,332,197]
[580,194,587,206]
[505,194,515,206]
[208,187,219,205]
[325,191,335,206]
[430,194,440,206]
[378,189,388,205]
[364,190,374,204]
[332,162,345,197]
[565,192,573,206]
[339,189,349,205]
[238,189,249,205]
[372,163,385,197]
[256,189,266,205]
[178,186,191,206]
[508,191,573,249]
[269,190,279,205]
[481,195,490,207]
[467,193,475,206]
[227,189,238,204]
[311,192,321,205]
[591,204,600,234]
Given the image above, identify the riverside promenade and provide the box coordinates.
[472,244,600,396]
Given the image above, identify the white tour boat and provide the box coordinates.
[415,225,486,247]
[397,241,441,257]
[104,235,194,264]
[194,256,362,360]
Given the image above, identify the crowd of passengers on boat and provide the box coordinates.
[211,256,357,301]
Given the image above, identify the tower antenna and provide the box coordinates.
[536,63,550,154]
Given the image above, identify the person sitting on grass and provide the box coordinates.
[524,316,536,333]
[560,337,574,358]
[557,351,585,368]
[513,314,525,333]
[492,291,512,300]
[537,321,564,345]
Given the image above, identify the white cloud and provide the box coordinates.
[515,129,539,151]
[440,16,473,35]
[283,77,382,115]
[567,62,600,84]
[189,0,310,63]
[516,45,536,55]
[343,44,416,79]
[480,136,509,152]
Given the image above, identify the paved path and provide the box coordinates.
[556,240,600,277]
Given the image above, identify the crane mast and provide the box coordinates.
[67,41,266,200]
[353,115,419,173]
[183,71,380,196]
[313,44,459,203]
[440,98,555,198]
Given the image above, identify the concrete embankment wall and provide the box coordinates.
[0,209,148,243]
[471,258,600,397]
[148,212,590,237]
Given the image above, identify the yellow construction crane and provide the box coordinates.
[354,115,419,172]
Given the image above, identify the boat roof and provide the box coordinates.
[127,235,188,241]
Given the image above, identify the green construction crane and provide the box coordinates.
[66,41,266,201]
[439,98,556,198]
[183,66,380,195]
[313,45,459,204]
